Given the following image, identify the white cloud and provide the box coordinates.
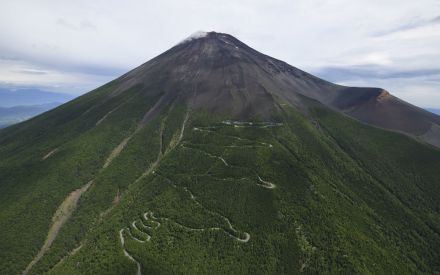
[0,59,113,94]
[359,53,393,66]
[0,0,439,107]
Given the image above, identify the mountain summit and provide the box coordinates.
[1,32,440,274]
[118,31,440,147]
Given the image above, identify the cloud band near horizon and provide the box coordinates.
[1,0,439,107]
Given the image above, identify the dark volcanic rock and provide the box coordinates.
[109,31,440,147]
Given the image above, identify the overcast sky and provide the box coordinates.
[1,0,440,108]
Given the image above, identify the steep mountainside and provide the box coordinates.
[0,32,439,275]
[109,32,440,147]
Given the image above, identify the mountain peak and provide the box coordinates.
[179,31,209,44]
[176,31,242,49]
[117,31,440,147]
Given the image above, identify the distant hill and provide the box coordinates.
[0,102,62,128]
[0,88,75,107]
[427,108,440,115]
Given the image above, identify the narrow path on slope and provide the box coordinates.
[221,120,283,128]
[193,127,273,148]
[119,229,141,275]
[122,121,280,247]
[118,118,281,273]
[157,174,251,243]
[124,205,249,248]
[181,144,229,166]
[132,220,152,241]
[181,142,276,189]
[143,211,161,229]
[257,175,276,189]
[118,110,188,275]
[126,227,146,243]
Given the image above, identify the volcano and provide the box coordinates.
[1,32,439,275]
[111,31,440,147]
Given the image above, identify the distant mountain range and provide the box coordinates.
[0,102,62,128]
[427,108,440,115]
[0,88,75,128]
[0,88,74,107]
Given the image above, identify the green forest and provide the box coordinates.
[1,79,439,274]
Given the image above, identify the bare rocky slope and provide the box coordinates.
[114,31,440,147]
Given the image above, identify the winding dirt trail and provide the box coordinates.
[181,143,276,189]
[181,144,229,166]
[124,206,249,250]
[257,175,276,189]
[126,227,145,243]
[132,221,152,241]
[143,211,161,229]
[221,120,283,128]
[193,126,273,148]
[118,119,286,273]
[119,229,141,275]
[157,174,251,243]
[118,111,189,275]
